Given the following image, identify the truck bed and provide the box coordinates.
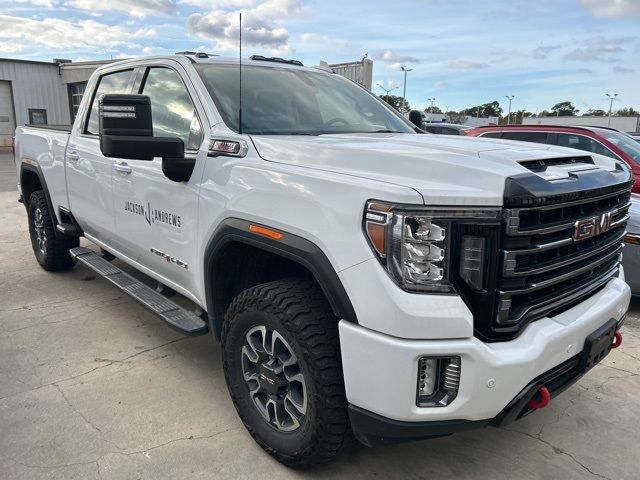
[25,124,72,132]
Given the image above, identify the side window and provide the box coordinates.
[556,133,618,159]
[501,131,548,143]
[141,67,203,151]
[441,127,458,135]
[480,132,502,139]
[85,69,134,135]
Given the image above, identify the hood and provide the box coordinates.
[251,133,619,206]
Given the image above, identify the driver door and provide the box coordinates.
[111,64,205,297]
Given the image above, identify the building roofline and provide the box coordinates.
[0,57,60,66]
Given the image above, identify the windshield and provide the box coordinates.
[195,64,415,135]
[599,130,640,163]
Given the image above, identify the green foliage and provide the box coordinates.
[549,101,579,116]
[381,94,410,113]
[460,101,503,118]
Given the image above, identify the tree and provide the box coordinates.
[381,95,410,113]
[445,111,467,124]
[583,109,606,116]
[549,101,579,116]
[461,101,503,118]
[502,110,533,124]
[616,107,639,116]
[424,106,442,114]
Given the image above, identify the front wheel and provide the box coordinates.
[222,278,349,468]
[27,190,79,271]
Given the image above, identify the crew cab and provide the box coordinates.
[14,54,631,468]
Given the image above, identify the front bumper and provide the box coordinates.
[339,276,630,434]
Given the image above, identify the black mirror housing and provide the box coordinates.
[98,94,185,161]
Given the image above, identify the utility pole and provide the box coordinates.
[606,93,618,127]
[505,95,514,125]
[400,66,413,114]
[427,98,436,122]
[378,84,398,105]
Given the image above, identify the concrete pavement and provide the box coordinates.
[1,149,639,479]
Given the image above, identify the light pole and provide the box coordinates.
[606,93,618,127]
[427,98,436,122]
[505,95,514,125]
[400,66,413,113]
[378,84,398,104]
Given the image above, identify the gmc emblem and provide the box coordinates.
[573,211,615,241]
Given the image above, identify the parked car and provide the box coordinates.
[627,132,640,143]
[407,110,470,134]
[13,54,631,468]
[623,194,640,295]
[422,123,471,135]
[464,125,640,193]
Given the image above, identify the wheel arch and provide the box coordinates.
[204,218,358,340]
[19,164,66,237]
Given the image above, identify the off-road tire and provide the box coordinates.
[222,278,349,468]
[27,190,79,271]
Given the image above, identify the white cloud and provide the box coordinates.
[186,0,303,53]
[67,0,174,18]
[298,33,352,50]
[445,59,489,71]
[374,79,401,92]
[376,49,420,65]
[531,45,560,59]
[15,0,55,6]
[0,14,156,51]
[563,36,626,62]
[580,0,640,18]
[613,65,635,74]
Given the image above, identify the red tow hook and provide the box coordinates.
[612,331,623,349]
[527,386,551,410]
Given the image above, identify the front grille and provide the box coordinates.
[496,188,630,333]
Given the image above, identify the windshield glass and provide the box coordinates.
[195,64,415,135]
[599,130,640,163]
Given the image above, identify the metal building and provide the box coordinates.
[0,58,113,146]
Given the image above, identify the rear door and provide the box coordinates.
[66,68,136,241]
[111,62,206,296]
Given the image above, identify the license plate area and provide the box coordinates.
[578,318,617,373]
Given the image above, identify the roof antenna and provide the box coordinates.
[238,12,243,135]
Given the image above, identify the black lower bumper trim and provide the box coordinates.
[348,405,488,447]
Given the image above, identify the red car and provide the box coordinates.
[464,124,640,193]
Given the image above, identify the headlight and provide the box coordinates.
[364,201,500,293]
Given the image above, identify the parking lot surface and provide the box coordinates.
[1,148,639,479]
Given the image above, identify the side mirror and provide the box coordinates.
[409,110,425,128]
[98,94,184,161]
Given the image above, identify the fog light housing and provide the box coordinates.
[416,356,461,407]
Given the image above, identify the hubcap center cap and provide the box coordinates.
[258,361,286,396]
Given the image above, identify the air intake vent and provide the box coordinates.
[519,156,594,173]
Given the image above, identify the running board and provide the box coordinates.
[70,247,208,336]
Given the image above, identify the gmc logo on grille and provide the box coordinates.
[573,211,615,241]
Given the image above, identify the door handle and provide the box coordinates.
[66,151,79,161]
[114,161,132,174]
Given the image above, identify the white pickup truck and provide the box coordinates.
[14,53,631,468]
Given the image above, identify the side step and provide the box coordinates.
[70,247,208,336]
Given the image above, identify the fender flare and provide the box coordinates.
[203,218,358,336]
[20,163,65,238]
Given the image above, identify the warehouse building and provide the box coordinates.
[0,58,113,146]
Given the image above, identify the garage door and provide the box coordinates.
[0,81,16,147]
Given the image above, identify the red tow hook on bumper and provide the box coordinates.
[527,386,551,410]
[612,331,623,349]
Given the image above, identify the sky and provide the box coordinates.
[0,0,638,114]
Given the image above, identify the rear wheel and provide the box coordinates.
[27,190,79,271]
[222,278,349,468]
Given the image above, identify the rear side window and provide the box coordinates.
[441,127,459,135]
[480,132,502,139]
[555,133,618,159]
[500,131,548,143]
[85,69,134,135]
[424,126,440,134]
[140,67,203,151]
